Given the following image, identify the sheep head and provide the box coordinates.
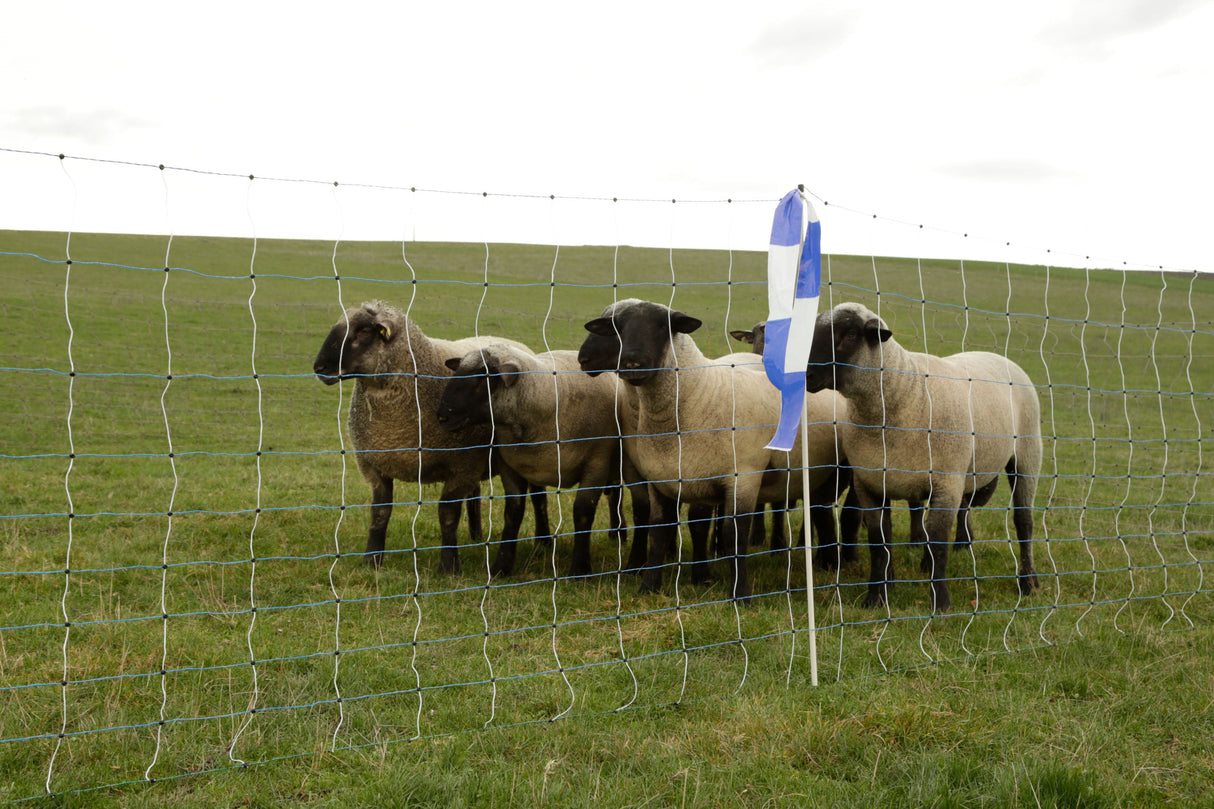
[435,347,522,432]
[313,302,402,385]
[580,299,701,385]
[729,321,767,355]
[804,303,892,394]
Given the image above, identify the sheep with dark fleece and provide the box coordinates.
[312,301,544,571]
[436,343,638,578]
[804,302,1042,612]
[579,299,850,601]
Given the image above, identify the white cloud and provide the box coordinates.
[2,107,153,148]
[1,0,1211,272]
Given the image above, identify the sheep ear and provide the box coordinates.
[496,360,522,387]
[584,317,614,336]
[671,312,702,334]
[865,316,892,344]
[730,329,755,345]
[444,357,463,372]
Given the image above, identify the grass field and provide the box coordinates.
[1,229,1212,807]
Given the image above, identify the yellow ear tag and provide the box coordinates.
[380,325,392,340]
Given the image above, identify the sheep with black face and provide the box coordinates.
[804,301,1042,612]
[579,299,850,601]
[436,343,639,578]
[730,320,972,567]
[312,301,542,572]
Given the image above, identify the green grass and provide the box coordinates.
[1,229,1212,807]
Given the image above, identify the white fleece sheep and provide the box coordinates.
[312,300,541,572]
[804,301,1042,612]
[579,299,848,601]
[436,343,640,578]
[729,319,963,565]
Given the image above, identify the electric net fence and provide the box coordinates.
[0,148,1211,803]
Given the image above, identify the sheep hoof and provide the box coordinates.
[363,552,386,569]
[1019,573,1040,595]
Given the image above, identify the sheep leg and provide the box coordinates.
[436,491,464,575]
[568,485,600,579]
[921,476,995,571]
[719,505,755,604]
[1007,462,1040,595]
[767,505,787,550]
[606,442,627,547]
[640,488,679,594]
[910,501,928,544]
[810,476,845,570]
[464,490,483,551]
[436,478,481,575]
[530,485,553,548]
[687,503,714,585]
[922,499,961,614]
[491,468,528,577]
[957,475,997,548]
[365,474,394,568]
[606,483,626,546]
[808,501,836,566]
[837,485,862,566]
[751,506,769,549]
[623,480,651,573]
[913,501,932,573]
[858,487,893,608]
[916,505,974,571]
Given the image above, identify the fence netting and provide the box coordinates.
[1,149,1210,802]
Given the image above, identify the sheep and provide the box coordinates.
[730,321,965,564]
[435,343,638,578]
[578,312,768,582]
[578,299,850,602]
[312,300,545,572]
[581,308,856,577]
[577,312,729,582]
[804,301,1042,613]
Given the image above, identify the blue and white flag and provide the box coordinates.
[763,189,821,452]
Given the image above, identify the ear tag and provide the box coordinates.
[380,325,392,340]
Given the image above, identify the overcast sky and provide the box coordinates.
[3,0,1211,271]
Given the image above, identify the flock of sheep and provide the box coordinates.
[313,296,1043,613]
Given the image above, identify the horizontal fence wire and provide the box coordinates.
[0,149,1211,804]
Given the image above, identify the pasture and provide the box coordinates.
[1,229,1212,807]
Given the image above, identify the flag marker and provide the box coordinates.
[762,187,821,686]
